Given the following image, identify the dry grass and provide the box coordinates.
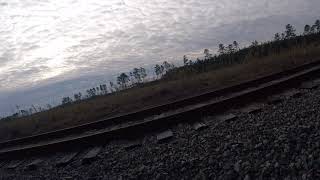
[0,43,319,141]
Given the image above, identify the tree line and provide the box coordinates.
[60,61,175,105]
[2,19,320,120]
[164,19,320,80]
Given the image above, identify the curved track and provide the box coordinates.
[1,60,320,159]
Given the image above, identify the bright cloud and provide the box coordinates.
[0,0,319,115]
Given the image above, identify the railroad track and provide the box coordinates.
[1,59,320,161]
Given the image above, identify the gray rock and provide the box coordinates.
[25,159,43,170]
[192,122,208,131]
[244,174,251,180]
[234,161,241,173]
[156,130,173,142]
[82,147,102,164]
[56,152,78,167]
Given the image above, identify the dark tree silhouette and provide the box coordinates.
[131,67,147,84]
[160,65,165,75]
[74,92,82,101]
[163,61,173,71]
[204,49,212,59]
[311,25,316,34]
[233,41,239,51]
[315,19,320,33]
[218,44,225,55]
[285,24,296,39]
[46,104,52,109]
[183,55,189,65]
[86,88,96,97]
[274,33,281,41]
[132,68,141,83]
[117,73,130,89]
[99,84,107,94]
[154,64,165,78]
[139,67,147,82]
[129,72,134,83]
[62,97,73,105]
[251,40,259,47]
[154,64,161,78]
[227,44,234,53]
[304,25,311,35]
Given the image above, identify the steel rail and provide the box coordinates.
[0,60,320,158]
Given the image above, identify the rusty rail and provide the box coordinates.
[0,60,320,158]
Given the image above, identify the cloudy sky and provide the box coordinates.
[0,0,319,116]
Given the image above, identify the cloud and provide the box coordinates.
[0,0,320,115]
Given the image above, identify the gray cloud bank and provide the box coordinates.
[0,0,320,116]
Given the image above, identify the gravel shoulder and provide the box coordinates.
[1,86,320,180]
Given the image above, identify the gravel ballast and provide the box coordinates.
[1,86,320,180]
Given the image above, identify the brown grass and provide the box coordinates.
[0,43,319,141]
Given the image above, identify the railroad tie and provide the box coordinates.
[156,130,173,143]
[82,147,102,164]
[283,90,302,99]
[56,152,78,167]
[240,104,262,114]
[300,81,319,90]
[214,114,238,123]
[25,158,43,170]
[6,160,24,169]
[192,122,208,131]
[123,140,142,150]
[267,95,283,105]
[313,79,320,86]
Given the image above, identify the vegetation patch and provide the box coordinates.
[1,20,320,141]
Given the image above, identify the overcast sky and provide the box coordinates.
[0,0,320,116]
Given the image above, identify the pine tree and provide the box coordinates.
[183,55,189,66]
[233,41,239,51]
[218,44,225,55]
[315,20,320,33]
[274,33,281,41]
[117,73,130,89]
[285,24,296,39]
[304,25,311,35]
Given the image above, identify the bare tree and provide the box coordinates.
[62,97,73,105]
[117,73,130,89]
[274,33,281,41]
[233,41,239,51]
[139,67,147,82]
[285,24,296,39]
[154,64,162,79]
[204,49,212,60]
[304,25,311,35]
[99,84,108,95]
[183,55,189,66]
[315,19,320,33]
[86,88,97,97]
[109,82,115,92]
[133,68,142,83]
[218,44,225,55]
[227,44,234,54]
[163,61,173,72]
[251,40,259,47]
[74,92,82,101]
[46,104,52,109]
